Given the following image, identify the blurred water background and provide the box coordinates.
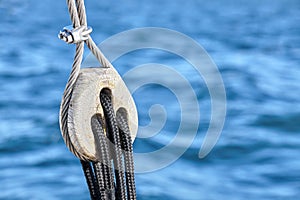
[0,0,300,199]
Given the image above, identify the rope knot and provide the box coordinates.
[59,25,92,44]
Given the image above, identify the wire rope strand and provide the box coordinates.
[67,0,80,27]
[65,0,113,68]
[76,0,87,26]
[85,36,113,68]
[60,42,87,160]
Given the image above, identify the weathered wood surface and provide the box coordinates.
[66,67,138,160]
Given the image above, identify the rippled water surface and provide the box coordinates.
[0,0,300,199]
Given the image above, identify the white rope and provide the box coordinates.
[69,0,112,68]
[67,0,80,28]
[75,0,87,26]
[85,36,113,68]
[60,0,113,160]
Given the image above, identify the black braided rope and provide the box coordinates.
[80,160,101,200]
[100,92,126,200]
[117,109,137,200]
[80,90,136,200]
[91,114,115,191]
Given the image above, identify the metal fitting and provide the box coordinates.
[58,25,93,44]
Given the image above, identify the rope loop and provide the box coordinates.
[58,1,138,199]
[59,0,114,161]
[60,0,113,68]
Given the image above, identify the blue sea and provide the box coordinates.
[0,0,300,199]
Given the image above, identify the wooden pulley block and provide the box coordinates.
[66,67,138,161]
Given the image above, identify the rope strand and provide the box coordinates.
[60,42,86,160]
[85,36,113,68]
[76,0,87,26]
[91,114,115,191]
[100,92,127,200]
[117,111,137,200]
[80,160,101,200]
[67,0,80,27]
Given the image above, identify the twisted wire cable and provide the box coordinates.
[60,42,86,160]
[85,36,113,68]
[67,0,80,27]
[75,0,87,26]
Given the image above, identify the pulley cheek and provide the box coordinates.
[68,67,138,161]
